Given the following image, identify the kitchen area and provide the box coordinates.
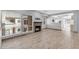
[1,10,46,40]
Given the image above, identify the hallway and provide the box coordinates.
[2,29,79,49]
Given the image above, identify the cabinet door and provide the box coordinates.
[23,28,27,32]
[5,29,10,35]
[13,27,15,33]
[28,16,32,25]
[24,20,26,24]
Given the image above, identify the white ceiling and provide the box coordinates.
[36,10,72,15]
[5,10,73,16]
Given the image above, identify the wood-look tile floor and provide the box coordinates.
[2,29,79,49]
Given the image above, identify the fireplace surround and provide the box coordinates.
[34,22,42,32]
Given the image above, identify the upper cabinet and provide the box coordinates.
[5,17,15,24]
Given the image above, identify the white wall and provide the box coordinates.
[41,17,47,29]
[46,16,61,30]
[32,12,46,29]
[32,12,42,22]
[16,11,47,29]
[0,11,1,48]
[70,11,78,32]
[46,13,75,31]
[73,11,79,32]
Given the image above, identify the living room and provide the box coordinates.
[0,10,79,48]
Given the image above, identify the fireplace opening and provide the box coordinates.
[35,26,41,32]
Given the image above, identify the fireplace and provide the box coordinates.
[34,22,42,32]
[35,26,41,32]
